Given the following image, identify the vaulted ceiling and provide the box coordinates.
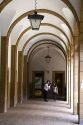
[0,0,81,59]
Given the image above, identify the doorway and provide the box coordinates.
[32,71,44,98]
[52,71,66,100]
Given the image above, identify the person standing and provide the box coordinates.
[43,80,50,101]
[53,84,58,100]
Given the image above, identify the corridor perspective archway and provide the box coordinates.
[0,0,83,124]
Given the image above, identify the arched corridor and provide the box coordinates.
[0,0,83,124]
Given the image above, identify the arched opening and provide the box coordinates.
[27,43,66,101]
[0,0,81,124]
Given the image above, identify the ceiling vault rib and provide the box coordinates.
[7,9,74,45]
[27,40,67,62]
[22,32,68,53]
[16,23,70,48]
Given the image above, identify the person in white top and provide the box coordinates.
[43,80,51,101]
[53,84,58,100]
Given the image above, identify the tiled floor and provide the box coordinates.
[0,100,79,125]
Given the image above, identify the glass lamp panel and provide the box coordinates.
[30,18,41,30]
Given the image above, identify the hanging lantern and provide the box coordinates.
[45,47,51,63]
[28,0,44,30]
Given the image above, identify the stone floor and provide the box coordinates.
[0,100,79,125]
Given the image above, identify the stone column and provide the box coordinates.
[7,68,10,108]
[70,43,75,113]
[67,52,70,105]
[68,53,71,108]
[74,50,79,114]
[10,45,17,107]
[79,1,83,122]
[79,41,83,121]
[27,60,30,99]
[0,36,8,112]
[23,55,27,101]
[71,56,74,112]
[17,51,23,104]
[73,37,79,115]
[67,59,69,104]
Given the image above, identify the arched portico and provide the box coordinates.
[0,0,83,124]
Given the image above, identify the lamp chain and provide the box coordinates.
[35,0,37,11]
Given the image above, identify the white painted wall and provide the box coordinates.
[29,47,66,83]
[0,10,16,36]
[62,7,75,34]
[10,24,23,45]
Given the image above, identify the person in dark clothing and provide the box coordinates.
[43,80,50,101]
